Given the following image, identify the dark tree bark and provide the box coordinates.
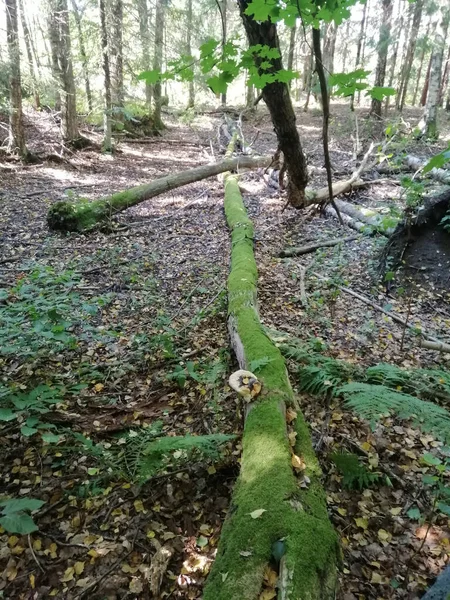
[237,0,308,207]
[70,0,93,112]
[6,0,28,157]
[420,56,432,106]
[287,22,296,89]
[18,0,40,108]
[99,0,112,151]
[137,0,152,109]
[350,0,368,110]
[220,0,227,106]
[153,0,166,129]
[413,18,431,105]
[370,0,393,118]
[186,0,195,108]
[397,0,424,110]
[109,0,124,126]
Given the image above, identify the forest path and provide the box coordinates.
[0,104,449,598]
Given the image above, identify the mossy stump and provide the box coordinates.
[204,174,339,599]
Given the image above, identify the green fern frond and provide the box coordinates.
[339,383,450,442]
[366,363,450,398]
[331,452,380,490]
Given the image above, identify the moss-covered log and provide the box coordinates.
[204,173,339,599]
[47,155,271,232]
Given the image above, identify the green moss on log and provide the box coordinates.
[204,174,339,600]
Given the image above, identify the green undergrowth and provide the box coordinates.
[205,175,338,599]
[278,336,450,442]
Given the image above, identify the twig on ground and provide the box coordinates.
[28,535,45,573]
[279,235,359,257]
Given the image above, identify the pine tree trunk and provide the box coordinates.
[70,0,93,112]
[397,0,424,110]
[220,0,227,106]
[238,0,309,207]
[153,0,166,129]
[48,0,79,142]
[287,23,296,89]
[17,0,40,108]
[420,56,432,106]
[413,18,431,105]
[109,0,124,127]
[420,15,449,138]
[186,0,195,108]
[6,0,28,157]
[99,0,112,151]
[370,0,393,118]
[137,0,152,109]
[350,0,368,110]
[385,0,405,114]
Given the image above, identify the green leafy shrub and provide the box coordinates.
[330,452,380,490]
[0,498,45,534]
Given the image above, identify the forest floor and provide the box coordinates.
[1,101,450,599]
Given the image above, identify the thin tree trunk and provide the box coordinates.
[109,0,124,126]
[438,44,450,106]
[351,0,368,110]
[99,0,112,151]
[385,0,405,114]
[153,0,166,129]
[341,19,351,73]
[370,0,393,118]
[238,0,309,207]
[17,0,39,108]
[397,0,424,110]
[70,0,93,112]
[413,19,431,105]
[287,22,296,89]
[246,71,255,106]
[47,6,61,110]
[6,0,28,157]
[220,0,227,106]
[303,34,314,111]
[420,56,432,106]
[48,0,79,141]
[137,0,152,109]
[420,14,449,138]
[322,21,337,76]
[186,0,195,108]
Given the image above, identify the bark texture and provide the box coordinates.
[185,0,195,108]
[71,0,93,112]
[109,0,124,125]
[153,0,166,129]
[137,0,152,109]
[237,0,308,207]
[6,0,28,157]
[397,0,424,110]
[203,166,338,600]
[99,0,112,151]
[370,0,392,118]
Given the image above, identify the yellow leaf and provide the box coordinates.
[259,590,277,600]
[371,571,384,584]
[74,561,85,575]
[50,589,59,596]
[263,566,278,587]
[288,431,297,447]
[129,577,143,593]
[291,454,306,470]
[71,514,81,528]
[88,549,99,559]
[76,577,91,587]
[390,507,402,516]
[134,499,146,513]
[286,408,297,423]
[8,536,19,548]
[60,567,75,582]
[331,412,343,421]
[29,574,35,589]
[207,466,216,475]
[146,530,156,539]
[337,508,347,516]
[377,529,392,542]
[354,517,368,530]
[33,539,42,551]
[94,383,104,392]
[361,442,372,452]
[250,509,266,519]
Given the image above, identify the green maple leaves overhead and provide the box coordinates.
[139,0,395,99]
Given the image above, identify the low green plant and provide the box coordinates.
[440,210,450,233]
[0,498,45,534]
[330,452,380,490]
[420,450,450,518]
[73,425,234,485]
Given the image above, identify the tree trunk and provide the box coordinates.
[287,22,296,89]
[203,167,338,600]
[70,0,93,112]
[246,72,255,107]
[48,0,79,142]
[238,0,309,207]
[413,19,431,106]
[186,0,195,108]
[17,0,40,108]
[47,6,61,110]
[153,0,166,129]
[420,55,432,106]
[438,44,450,106]
[350,0,368,110]
[303,36,314,111]
[322,21,337,77]
[99,0,112,152]
[341,19,351,73]
[220,0,227,106]
[420,14,449,138]
[397,0,424,111]
[6,0,28,158]
[109,0,124,127]
[370,0,393,118]
[47,154,272,231]
[137,0,152,109]
[385,0,405,114]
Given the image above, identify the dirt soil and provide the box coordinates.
[1,102,450,599]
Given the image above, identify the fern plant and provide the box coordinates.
[74,426,234,484]
[339,383,450,442]
[331,452,380,490]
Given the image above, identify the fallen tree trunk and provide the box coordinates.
[279,235,359,257]
[377,154,450,184]
[204,172,339,599]
[47,154,271,232]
